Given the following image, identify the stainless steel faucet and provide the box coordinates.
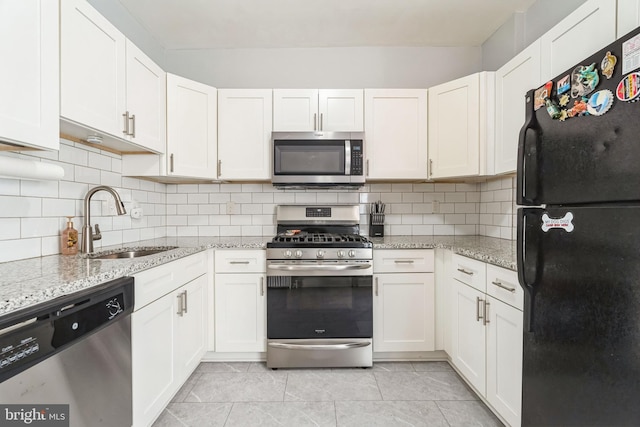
[81,186,127,253]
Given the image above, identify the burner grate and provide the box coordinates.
[272,233,370,245]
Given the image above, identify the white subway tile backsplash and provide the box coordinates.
[0,218,20,240]
[59,144,88,166]
[252,192,274,204]
[88,152,112,171]
[0,238,41,262]
[188,193,209,204]
[177,184,199,193]
[0,178,20,196]
[231,193,251,203]
[20,218,60,238]
[219,225,241,236]
[0,196,42,217]
[434,224,455,235]
[74,165,101,184]
[241,204,263,215]
[445,192,466,203]
[20,180,58,198]
[402,192,423,203]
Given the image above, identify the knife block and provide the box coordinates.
[369,213,384,237]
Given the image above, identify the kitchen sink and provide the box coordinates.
[87,246,178,260]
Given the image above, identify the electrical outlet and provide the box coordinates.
[432,200,440,214]
[226,201,236,214]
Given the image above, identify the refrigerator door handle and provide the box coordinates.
[517,90,540,206]
[518,208,541,332]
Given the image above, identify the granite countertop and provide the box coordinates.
[0,235,516,318]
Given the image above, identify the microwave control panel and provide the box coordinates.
[350,141,364,175]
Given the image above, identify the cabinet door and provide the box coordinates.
[60,0,126,137]
[125,41,166,154]
[618,0,640,38]
[273,89,319,131]
[429,74,482,179]
[495,41,541,175]
[540,0,616,81]
[318,89,364,131]
[364,89,428,179]
[215,274,266,352]
[218,89,273,180]
[486,296,523,427]
[132,292,176,427]
[166,73,217,179]
[175,275,207,383]
[435,249,453,353]
[451,280,486,393]
[373,273,435,352]
[0,0,59,150]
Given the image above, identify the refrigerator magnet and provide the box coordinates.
[557,75,570,95]
[587,90,614,116]
[559,93,570,107]
[567,98,589,117]
[622,33,640,74]
[601,51,617,79]
[616,72,640,101]
[571,63,599,99]
[534,82,553,110]
[541,212,574,233]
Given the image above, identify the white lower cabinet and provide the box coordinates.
[131,252,208,427]
[214,250,266,353]
[448,255,523,427]
[373,250,435,353]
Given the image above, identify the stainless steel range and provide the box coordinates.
[266,205,373,369]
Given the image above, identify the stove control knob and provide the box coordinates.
[294,250,303,258]
[337,250,345,258]
[284,250,293,258]
[316,250,325,259]
[348,250,356,258]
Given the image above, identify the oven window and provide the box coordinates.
[267,275,372,339]
[274,141,345,175]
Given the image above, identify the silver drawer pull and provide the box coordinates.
[394,260,415,264]
[230,261,250,264]
[457,268,474,275]
[268,341,370,351]
[491,280,516,293]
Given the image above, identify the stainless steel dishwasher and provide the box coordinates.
[0,276,134,427]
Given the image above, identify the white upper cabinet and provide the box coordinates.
[0,0,59,150]
[428,72,494,179]
[60,0,165,153]
[618,0,640,38]
[218,89,273,180]
[273,89,363,132]
[540,0,616,82]
[494,41,542,175]
[364,89,428,180]
[166,74,217,179]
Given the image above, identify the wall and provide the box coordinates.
[164,182,481,238]
[478,175,517,240]
[164,46,482,89]
[0,140,167,263]
[482,0,586,70]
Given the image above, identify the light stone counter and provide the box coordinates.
[0,235,515,318]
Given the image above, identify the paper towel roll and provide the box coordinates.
[0,156,65,181]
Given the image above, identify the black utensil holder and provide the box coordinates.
[369,213,384,237]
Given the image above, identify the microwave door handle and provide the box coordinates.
[345,140,351,175]
[267,264,372,271]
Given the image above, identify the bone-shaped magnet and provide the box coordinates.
[541,212,574,233]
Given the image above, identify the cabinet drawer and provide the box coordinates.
[215,249,266,273]
[373,249,434,273]
[452,254,486,292]
[486,264,523,311]
[134,251,207,310]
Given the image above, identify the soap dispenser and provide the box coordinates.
[61,216,78,255]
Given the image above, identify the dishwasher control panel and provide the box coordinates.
[0,324,53,374]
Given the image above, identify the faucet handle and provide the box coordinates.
[93,224,102,241]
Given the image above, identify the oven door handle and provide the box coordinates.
[267,341,371,350]
[267,264,372,271]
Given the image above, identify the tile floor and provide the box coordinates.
[152,361,504,426]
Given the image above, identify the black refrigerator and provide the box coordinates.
[517,26,640,426]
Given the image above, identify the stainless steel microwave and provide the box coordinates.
[272,132,365,188]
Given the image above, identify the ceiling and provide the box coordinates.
[118,0,537,50]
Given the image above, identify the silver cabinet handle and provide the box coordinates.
[491,280,516,293]
[394,260,415,264]
[177,293,184,316]
[483,300,490,326]
[476,297,483,322]
[313,113,317,131]
[267,264,372,271]
[129,114,136,138]
[230,260,250,265]
[366,159,370,177]
[183,290,188,314]
[429,159,433,177]
[375,277,379,296]
[217,160,222,177]
[122,111,129,135]
[170,154,174,173]
[320,113,323,130]
[268,341,371,350]
[457,268,474,276]
[260,277,264,296]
